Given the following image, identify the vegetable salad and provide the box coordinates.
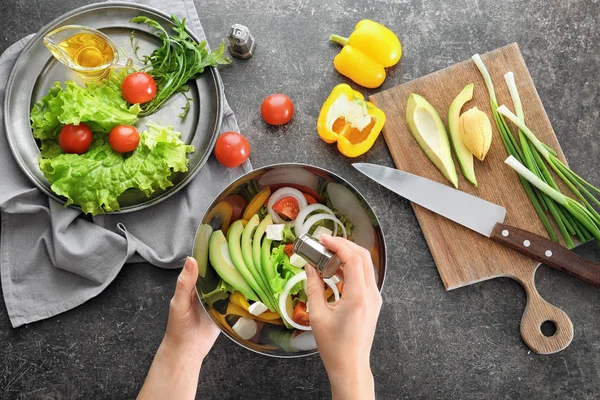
[195,168,372,342]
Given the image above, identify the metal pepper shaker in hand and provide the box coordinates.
[293,234,343,279]
[227,24,256,59]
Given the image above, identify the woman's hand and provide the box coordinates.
[305,235,382,400]
[163,257,221,359]
[138,257,220,400]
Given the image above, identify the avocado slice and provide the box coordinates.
[448,84,477,186]
[406,93,459,188]
[242,215,276,311]
[228,220,273,308]
[193,224,213,278]
[253,215,272,283]
[208,230,258,301]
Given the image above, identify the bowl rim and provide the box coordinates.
[194,162,387,358]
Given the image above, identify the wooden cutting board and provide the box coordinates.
[370,43,574,354]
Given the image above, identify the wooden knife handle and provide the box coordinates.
[491,222,600,287]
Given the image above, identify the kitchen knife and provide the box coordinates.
[353,163,600,288]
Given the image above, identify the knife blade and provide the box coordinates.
[353,163,600,288]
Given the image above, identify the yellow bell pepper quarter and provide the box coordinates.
[330,19,402,88]
[317,84,386,158]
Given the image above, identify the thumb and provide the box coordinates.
[172,257,198,310]
[305,265,327,314]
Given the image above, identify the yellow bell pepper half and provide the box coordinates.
[330,19,402,88]
[317,84,386,158]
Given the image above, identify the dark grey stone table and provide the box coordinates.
[1,0,599,398]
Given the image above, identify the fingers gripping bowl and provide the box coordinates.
[193,164,386,357]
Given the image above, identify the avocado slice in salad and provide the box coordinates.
[241,215,276,311]
[252,214,273,286]
[193,224,213,278]
[208,230,258,302]
[448,84,477,186]
[406,93,459,188]
[228,220,274,310]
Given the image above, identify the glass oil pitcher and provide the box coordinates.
[44,25,132,81]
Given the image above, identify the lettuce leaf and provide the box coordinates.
[38,122,194,215]
[267,245,303,296]
[281,225,296,243]
[30,70,140,140]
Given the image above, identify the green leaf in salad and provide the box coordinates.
[39,122,194,215]
[200,279,235,309]
[267,245,303,296]
[130,15,231,117]
[281,224,296,243]
[30,69,140,140]
[257,204,269,220]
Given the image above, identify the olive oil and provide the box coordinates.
[56,32,114,68]
[44,26,118,81]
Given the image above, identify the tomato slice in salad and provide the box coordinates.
[292,301,310,326]
[272,196,300,221]
[284,243,294,257]
[303,193,317,205]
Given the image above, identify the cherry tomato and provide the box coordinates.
[59,123,93,154]
[121,72,157,104]
[214,131,250,168]
[222,194,248,221]
[272,196,300,221]
[292,301,310,326]
[109,125,140,153]
[260,94,294,125]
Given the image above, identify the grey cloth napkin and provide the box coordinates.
[0,0,251,328]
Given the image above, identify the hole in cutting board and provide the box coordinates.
[541,320,557,337]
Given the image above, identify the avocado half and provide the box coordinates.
[406,94,459,188]
[448,84,477,186]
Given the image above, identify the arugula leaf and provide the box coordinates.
[30,70,140,140]
[130,15,231,117]
[38,122,194,215]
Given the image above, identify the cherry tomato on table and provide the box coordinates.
[121,72,157,104]
[109,125,140,153]
[59,123,93,154]
[214,131,250,168]
[261,94,294,125]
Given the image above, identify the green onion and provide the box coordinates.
[497,106,600,224]
[472,54,556,241]
[473,54,600,246]
[505,156,600,241]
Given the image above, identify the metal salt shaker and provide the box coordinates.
[227,24,256,59]
[293,234,343,279]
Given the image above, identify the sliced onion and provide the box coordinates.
[294,203,335,237]
[267,187,308,224]
[258,167,318,190]
[299,213,346,239]
[279,271,340,331]
[327,183,374,249]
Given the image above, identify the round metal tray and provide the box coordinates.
[3,2,223,213]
